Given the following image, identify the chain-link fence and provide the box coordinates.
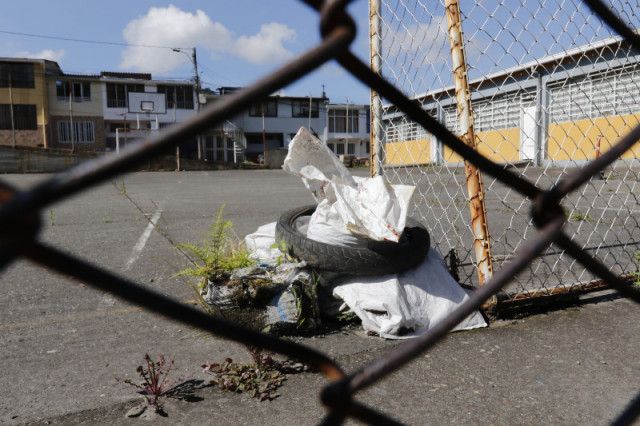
[371,0,640,303]
[3,0,640,423]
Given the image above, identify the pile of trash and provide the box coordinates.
[206,128,486,338]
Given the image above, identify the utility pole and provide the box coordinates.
[192,47,202,160]
[9,72,16,149]
[308,93,312,131]
[69,83,75,154]
[345,97,349,154]
[262,103,266,165]
[172,47,202,159]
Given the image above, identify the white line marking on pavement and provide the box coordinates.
[125,208,162,271]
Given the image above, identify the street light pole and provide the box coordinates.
[172,47,202,160]
[192,47,202,160]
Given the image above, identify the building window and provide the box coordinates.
[58,121,95,143]
[329,109,359,133]
[327,143,335,152]
[366,109,371,133]
[249,99,277,117]
[349,110,359,133]
[292,99,319,118]
[347,143,355,155]
[56,81,91,102]
[329,109,345,133]
[106,83,145,108]
[386,118,428,143]
[157,85,194,109]
[335,143,345,155]
[0,62,35,88]
[0,104,37,130]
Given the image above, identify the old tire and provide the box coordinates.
[275,205,430,276]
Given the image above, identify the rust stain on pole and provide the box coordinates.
[369,0,383,177]
[446,0,494,288]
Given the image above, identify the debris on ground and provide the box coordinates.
[197,127,486,338]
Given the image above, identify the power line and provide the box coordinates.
[0,29,189,50]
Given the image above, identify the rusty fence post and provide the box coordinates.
[445,0,495,296]
[369,0,384,178]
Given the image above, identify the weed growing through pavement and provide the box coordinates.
[117,354,192,412]
[632,251,640,290]
[565,207,593,222]
[202,346,303,401]
[174,205,255,291]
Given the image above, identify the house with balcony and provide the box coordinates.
[100,72,197,155]
[204,88,329,165]
[0,58,58,149]
[326,103,371,159]
[47,72,106,152]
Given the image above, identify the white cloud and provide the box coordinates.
[16,49,66,62]
[233,23,296,64]
[120,5,233,73]
[382,16,451,67]
[119,5,297,73]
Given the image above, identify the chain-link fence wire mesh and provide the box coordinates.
[372,0,640,301]
[2,0,640,423]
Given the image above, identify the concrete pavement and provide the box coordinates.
[0,170,638,425]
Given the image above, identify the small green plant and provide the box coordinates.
[632,251,640,289]
[118,354,191,412]
[289,274,321,330]
[564,207,593,222]
[49,210,54,226]
[571,210,593,222]
[270,238,295,265]
[336,311,359,323]
[175,205,255,289]
[202,346,302,401]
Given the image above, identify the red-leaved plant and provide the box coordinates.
[118,354,191,411]
[202,346,302,401]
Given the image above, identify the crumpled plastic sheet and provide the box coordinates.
[282,127,414,244]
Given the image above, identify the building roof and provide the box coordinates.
[408,33,633,104]
[100,71,152,80]
[57,73,101,80]
[0,57,63,76]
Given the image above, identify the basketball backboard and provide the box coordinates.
[128,92,167,114]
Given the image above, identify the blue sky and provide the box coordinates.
[0,1,372,104]
[0,1,629,106]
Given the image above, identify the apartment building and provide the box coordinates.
[0,58,57,149]
[47,72,105,152]
[326,103,371,159]
[203,88,329,163]
[0,57,198,155]
[100,72,197,154]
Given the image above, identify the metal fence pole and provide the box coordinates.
[445,0,494,289]
[369,0,384,178]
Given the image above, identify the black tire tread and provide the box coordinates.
[275,205,430,275]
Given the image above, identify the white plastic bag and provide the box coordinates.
[332,247,487,339]
[244,222,280,262]
[282,127,414,243]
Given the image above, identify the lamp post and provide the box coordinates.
[172,47,202,160]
